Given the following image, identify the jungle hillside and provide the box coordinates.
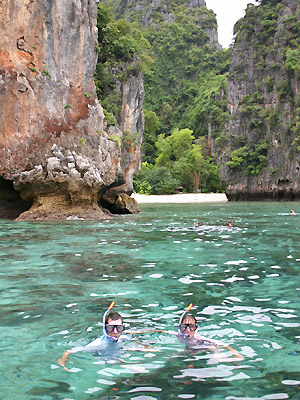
[95,0,300,199]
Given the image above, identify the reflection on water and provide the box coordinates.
[0,202,300,399]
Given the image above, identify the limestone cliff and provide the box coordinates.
[0,0,143,219]
[219,0,300,200]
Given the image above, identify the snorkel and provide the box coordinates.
[178,303,194,339]
[102,301,118,342]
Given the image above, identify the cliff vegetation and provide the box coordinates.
[103,0,230,194]
[104,0,300,199]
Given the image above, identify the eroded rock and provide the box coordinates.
[113,193,140,214]
[0,0,143,219]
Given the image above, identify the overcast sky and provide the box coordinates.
[205,0,256,48]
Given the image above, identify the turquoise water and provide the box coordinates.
[1,202,300,400]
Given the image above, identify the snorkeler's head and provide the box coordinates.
[179,314,198,339]
[105,312,123,325]
[102,303,124,342]
[104,312,124,341]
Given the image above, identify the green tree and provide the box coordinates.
[155,128,221,192]
[133,163,179,194]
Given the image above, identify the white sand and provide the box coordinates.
[131,193,228,204]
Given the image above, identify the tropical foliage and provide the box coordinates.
[97,0,300,192]
[94,3,151,125]
[135,128,223,194]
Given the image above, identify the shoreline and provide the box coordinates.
[131,193,228,204]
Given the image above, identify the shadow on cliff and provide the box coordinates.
[0,177,31,219]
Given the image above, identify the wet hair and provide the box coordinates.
[182,314,197,324]
[105,311,123,324]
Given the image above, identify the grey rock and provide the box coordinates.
[52,150,65,161]
[218,0,300,200]
[47,157,63,173]
[75,155,90,174]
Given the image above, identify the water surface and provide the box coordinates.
[1,202,299,399]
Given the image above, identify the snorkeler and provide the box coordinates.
[176,304,244,360]
[57,302,125,370]
[126,303,243,361]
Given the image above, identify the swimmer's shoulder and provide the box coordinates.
[84,336,106,350]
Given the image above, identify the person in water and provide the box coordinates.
[226,220,233,227]
[176,304,244,360]
[57,303,125,370]
[290,209,296,215]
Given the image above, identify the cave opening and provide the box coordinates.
[0,177,31,219]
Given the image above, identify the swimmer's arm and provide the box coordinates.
[126,329,177,335]
[126,329,165,334]
[211,342,244,360]
[126,345,161,352]
[57,349,75,370]
[207,344,244,362]
[128,333,166,352]
[223,344,244,360]
[205,337,244,360]
[125,329,177,352]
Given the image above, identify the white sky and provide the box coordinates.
[205,0,256,48]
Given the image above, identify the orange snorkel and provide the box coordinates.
[179,303,193,324]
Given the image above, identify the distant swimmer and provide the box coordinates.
[57,302,126,370]
[226,220,233,227]
[194,221,199,227]
[290,209,296,215]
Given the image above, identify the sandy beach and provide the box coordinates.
[131,193,228,203]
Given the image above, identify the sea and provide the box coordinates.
[0,202,299,400]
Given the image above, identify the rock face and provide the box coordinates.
[219,0,300,200]
[0,0,143,219]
